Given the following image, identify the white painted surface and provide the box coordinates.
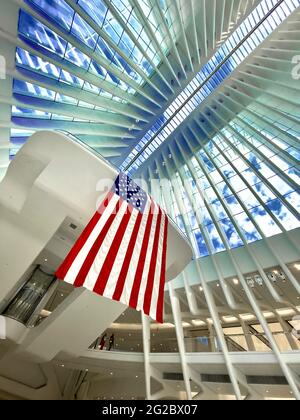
[0,131,192,362]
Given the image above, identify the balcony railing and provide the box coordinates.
[89,331,300,354]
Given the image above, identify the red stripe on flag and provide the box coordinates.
[93,205,133,296]
[112,212,143,302]
[73,198,122,288]
[55,191,114,280]
[156,215,169,324]
[143,209,163,316]
[129,201,155,309]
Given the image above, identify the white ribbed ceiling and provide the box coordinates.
[0,0,260,170]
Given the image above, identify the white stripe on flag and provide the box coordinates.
[119,199,151,307]
[148,213,166,320]
[64,194,119,285]
[83,200,129,291]
[135,202,159,313]
[102,207,140,300]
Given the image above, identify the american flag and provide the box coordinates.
[55,173,169,323]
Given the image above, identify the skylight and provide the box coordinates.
[13,0,173,124]
[147,111,300,258]
[121,0,300,175]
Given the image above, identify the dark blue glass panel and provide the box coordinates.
[19,10,67,57]
[78,0,108,28]
[25,0,74,30]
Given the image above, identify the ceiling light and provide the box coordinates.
[294,264,300,271]
[240,314,255,321]
[223,316,238,323]
[277,309,295,317]
[233,278,239,285]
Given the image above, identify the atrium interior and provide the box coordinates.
[0,0,300,401]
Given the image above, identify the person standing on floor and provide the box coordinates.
[108,334,115,351]
[99,333,107,350]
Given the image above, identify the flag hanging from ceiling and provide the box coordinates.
[55,173,169,323]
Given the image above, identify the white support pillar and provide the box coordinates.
[275,313,299,352]
[227,250,300,400]
[168,283,192,400]
[239,317,256,352]
[189,368,218,400]
[207,322,218,353]
[235,369,263,401]
[195,260,243,400]
[141,313,152,400]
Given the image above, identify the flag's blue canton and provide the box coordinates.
[114,173,148,213]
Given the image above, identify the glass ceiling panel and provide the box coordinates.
[121,0,300,174]
[17,0,171,114]
[6,0,300,260]
[145,106,300,258]
[14,0,194,142]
